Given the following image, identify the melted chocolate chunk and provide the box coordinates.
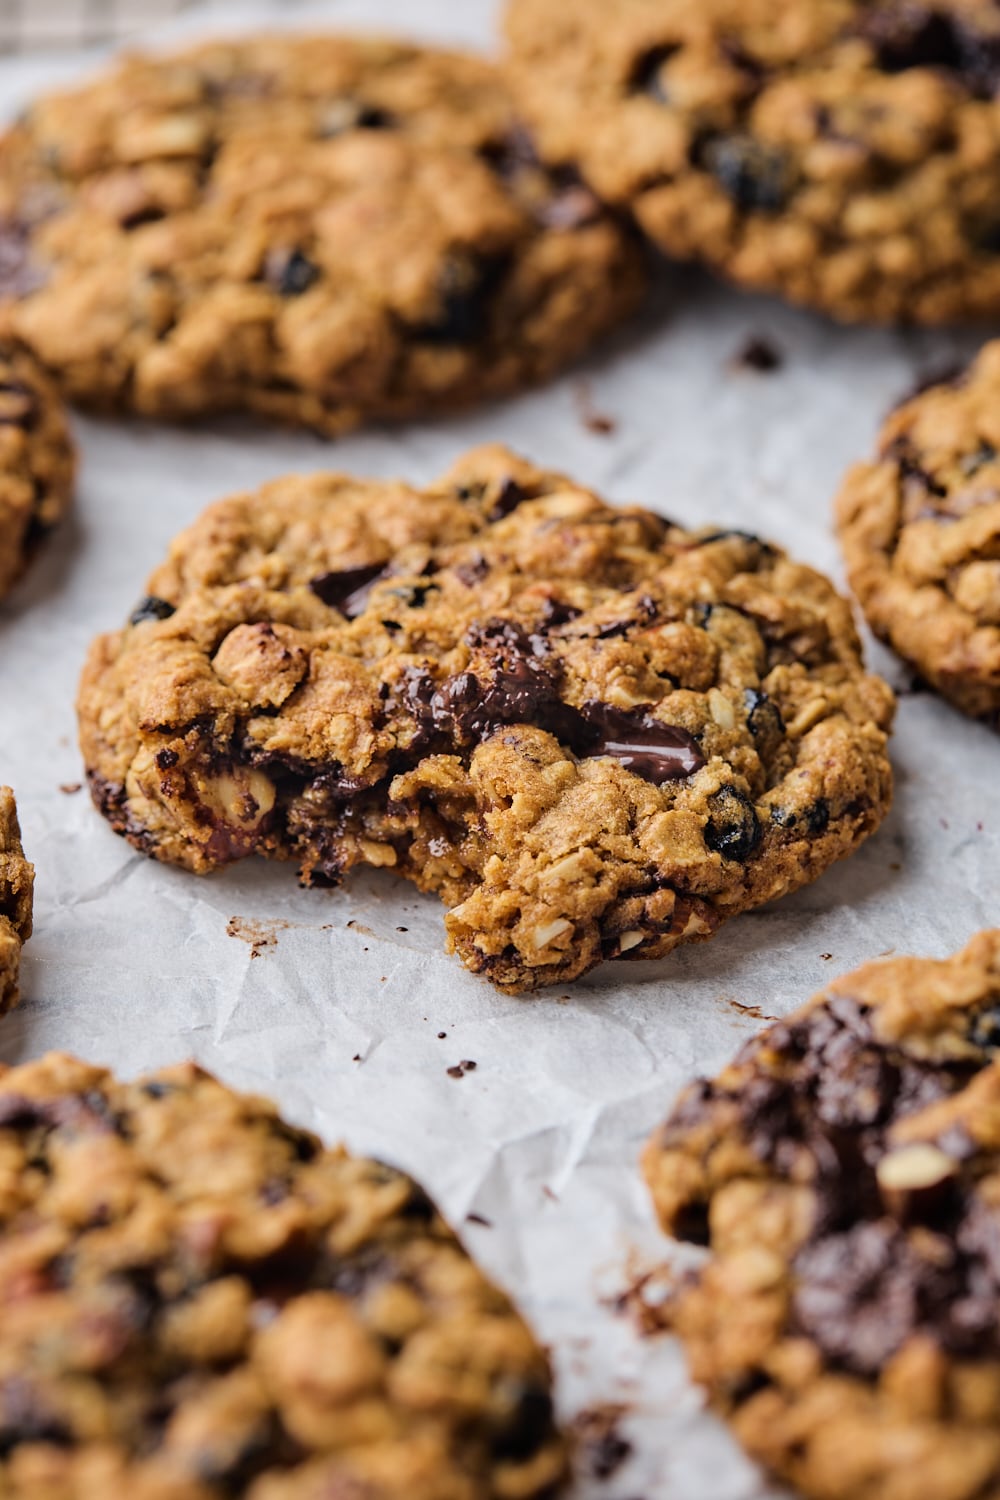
[575,701,705,784]
[129,596,176,627]
[704,786,761,861]
[407,619,704,783]
[793,1222,955,1375]
[310,563,387,616]
[696,133,796,213]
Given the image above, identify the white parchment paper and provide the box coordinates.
[0,3,998,1495]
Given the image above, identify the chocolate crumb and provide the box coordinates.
[466,1212,493,1227]
[731,334,784,372]
[573,1404,633,1481]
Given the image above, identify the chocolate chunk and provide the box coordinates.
[704,786,761,861]
[862,7,1000,98]
[697,134,796,214]
[129,596,176,626]
[488,477,528,521]
[310,563,387,616]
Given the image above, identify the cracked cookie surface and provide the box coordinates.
[505,0,1000,323]
[0,788,32,1013]
[0,34,643,434]
[78,446,894,994]
[0,1050,567,1499]
[645,930,1000,1500]
[837,342,1000,723]
[0,341,74,600]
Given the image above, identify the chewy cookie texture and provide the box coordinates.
[0,340,74,600]
[505,0,1000,323]
[0,34,642,434]
[837,343,1000,723]
[0,787,32,1013]
[0,1051,567,1499]
[78,446,894,993]
[645,930,1000,1500]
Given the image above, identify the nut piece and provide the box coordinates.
[876,1143,959,1221]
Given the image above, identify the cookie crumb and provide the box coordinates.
[225,916,285,959]
[574,380,617,434]
[58,782,82,795]
[728,998,777,1021]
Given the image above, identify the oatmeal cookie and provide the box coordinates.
[0,340,74,600]
[0,1050,568,1499]
[77,446,894,994]
[0,35,643,434]
[644,930,1000,1500]
[0,787,33,1013]
[505,0,1000,323]
[837,342,1000,722]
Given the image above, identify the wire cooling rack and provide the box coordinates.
[0,1,199,50]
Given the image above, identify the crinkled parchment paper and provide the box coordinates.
[0,2,998,1495]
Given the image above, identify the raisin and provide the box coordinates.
[129,596,176,626]
[268,248,320,298]
[704,786,762,861]
[491,1381,556,1461]
[697,134,795,213]
[415,254,506,344]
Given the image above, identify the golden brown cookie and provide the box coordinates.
[0,35,643,434]
[0,1050,568,1499]
[644,930,1000,1500]
[77,445,894,994]
[0,341,74,600]
[837,343,1000,723]
[505,0,1000,323]
[0,786,33,1013]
